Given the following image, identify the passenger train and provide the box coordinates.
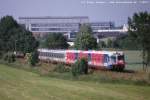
[38,49,125,70]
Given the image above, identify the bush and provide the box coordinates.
[71,58,88,77]
[3,52,16,63]
[29,50,39,66]
[0,51,3,59]
[54,64,70,73]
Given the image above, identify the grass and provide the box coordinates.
[0,64,150,100]
[0,50,150,100]
[124,50,150,71]
[124,50,142,64]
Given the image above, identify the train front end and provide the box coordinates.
[109,52,125,71]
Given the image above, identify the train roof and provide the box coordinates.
[67,50,124,55]
[38,49,66,53]
[38,49,124,55]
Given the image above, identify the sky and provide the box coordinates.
[0,0,150,26]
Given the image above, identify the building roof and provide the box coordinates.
[19,16,89,20]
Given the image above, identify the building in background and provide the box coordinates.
[19,16,127,42]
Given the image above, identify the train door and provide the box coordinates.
[103,54,110,68]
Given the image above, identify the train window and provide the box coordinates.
[59,54,61,58]
[56,53,58,58]
[49,53,51,57]
[61,54,64,58]
[50,53,51,57]
[56,54,57,58]
[47,52,49,57]
[39,52,42,56]
[111,56,116,63]
[55,53,57,58]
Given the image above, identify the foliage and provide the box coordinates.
[74,24,97,50]
[54,64,70,73]
[72,58,88,77]
[0,16,39,55]
[98,41,106,48]
[43,33,69,49]
[128,11,150,69]
[28,50,39,66]
[114,35,141,50]
[3,52,16,63]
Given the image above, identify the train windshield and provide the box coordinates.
[118,55,124,61]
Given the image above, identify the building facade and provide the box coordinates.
[19,16,127,41]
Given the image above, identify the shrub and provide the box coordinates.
[29,50,39,66]
[54,64,70,73]
[71,58,88,77]
[3,52,16,63]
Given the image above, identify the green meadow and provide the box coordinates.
[0,63,150,100]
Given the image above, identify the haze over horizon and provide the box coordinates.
[0,0,150,26]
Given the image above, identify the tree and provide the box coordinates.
[115,35,141,50]
[44,33,69,49]
[107,39,113,48]
[12,28,39,53]
[128,11,150,71]
[98,41,106,49]
[0,16,19,52]
[74,24,97,50]
[0,16,38,55]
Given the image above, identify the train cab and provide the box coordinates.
[108,52,125,70]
